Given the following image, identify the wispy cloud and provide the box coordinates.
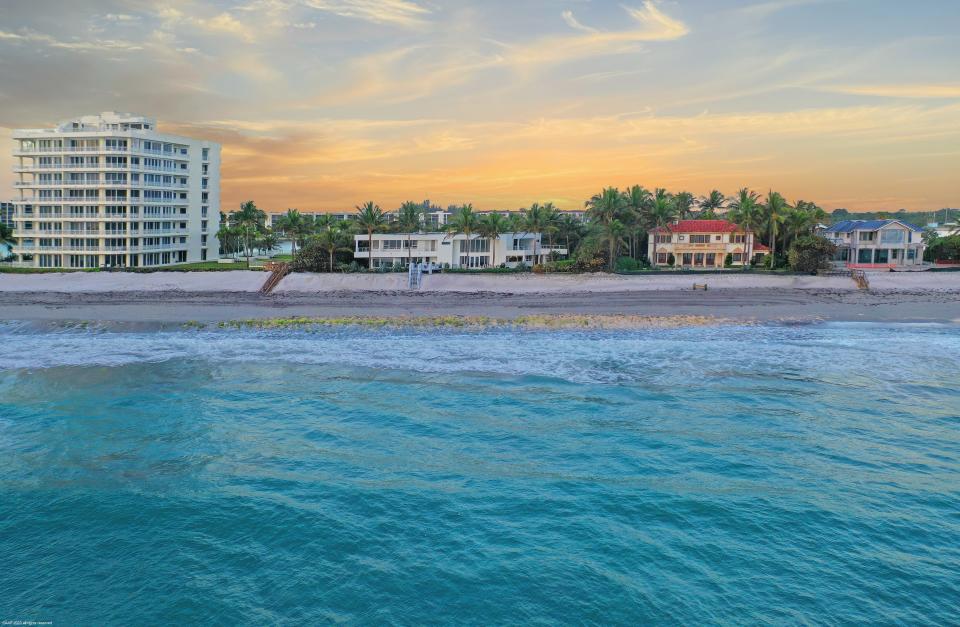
[739,0,840,17]
[562,10,598,34]
[0,28,144,51]
[300,0,432,27]
[818,84,960,99]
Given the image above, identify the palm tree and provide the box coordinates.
[649,188,678,268]
[541,202,561,254]
[623,185,651,257]
[585,187,627,266]
[446,204,480,268]
[597,219,629,270]
[313,224,352,272]
[698,189,726,219]
[397,201,423,264]
[0,223,14,247]
[556,214,584,256]
[275,208,309,257]
[675,191,696,220]
[355,201,386,269]
[478,212,509,268]
[523,202,553,266]
[762,190,790,268]
[727,188,761,269]
[229,200,267,267]
[259,230,280,256]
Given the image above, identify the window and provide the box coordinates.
[706,253,716,266]
[858,248,872,263]
[690,234,710,244]
[907,249,916,260]
[655,234,671,244]
[859,231,876,242]
[732,253,742,262]
[694,253,705,265]
[880,229,904,244]
[874,249,889,264]
[682,253,693,265]
[715,235,722,241]
[731,234,745,243]
[657,252,668,265]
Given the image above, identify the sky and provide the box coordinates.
[0,0,958,214]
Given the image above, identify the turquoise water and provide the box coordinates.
[1,323,959,624]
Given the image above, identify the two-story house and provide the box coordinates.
[822,220,924,268]
[647,220,766,268]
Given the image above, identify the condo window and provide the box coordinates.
[690,235,710,244]
[859,232,876,241]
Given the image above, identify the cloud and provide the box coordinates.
[300,0,431,27]
[0,28,144,51]
[561,10,598,34]
[818,84,960,99]
[739,0,839,17]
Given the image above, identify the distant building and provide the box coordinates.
[354,232,565,269]
[928,222,959,238]
[822,220,924,268]
[0,201,13,228]
[268,211,353,229]
[647,219,765,268]
[10,112,220,268]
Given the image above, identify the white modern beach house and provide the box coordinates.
[354,232,566,269]
[822,219,925,268]
[8,112,220,269]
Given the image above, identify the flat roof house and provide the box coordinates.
[822,220,924,268]
[647,219,766,268]
[354,232,566,269]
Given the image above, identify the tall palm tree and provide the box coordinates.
[585,187,627,266]
[355,201,386,269]
[623,185,651,258]
[477,212,509,268]
[727,188,761,269]
[446,204,480,268]
[541,202,561,253]
[649,189,678,267]
[276,208,308,257]
[762,190,790,268]
[229,200,266,266]
[675,191,696,220]
[556,214,584,256]
[523,202,553,266]
[598,219,629,270]
[698,189,726,219]
[397,201,423,264]
[313,224,352,272]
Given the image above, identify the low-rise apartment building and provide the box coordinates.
[822,220,924,268]
[9,112,220,268]
[647,220,764,268]
[354,232,565,269]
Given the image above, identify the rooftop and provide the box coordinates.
[652,219,745,234]
[826,219,922,233]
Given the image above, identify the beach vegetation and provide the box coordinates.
[787,236,837,273]
[229,200,268,267]
[355,201,387,270]
[926,235,960,263]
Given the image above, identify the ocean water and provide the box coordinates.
[1,322,959,624]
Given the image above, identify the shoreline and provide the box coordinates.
[0,287,958,325]
[1,271,959,325]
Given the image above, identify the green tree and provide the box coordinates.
[623,185,651,258]
[312,224,353,271]
[762,190,790,268]
[698,189,726,218]
[355,201,386,269]
[585,187,628,268]
[397,201,423,264]
[523,202,553,266]
[0,223,14,247]
[274,208,313,257]
[727,188,761,269]
[556,214,584,255]
[446,204,480,268]
[675,191,696,220]
[788,236,837,273]
[478,212,509,268]
[229,200,267,266]
[649,189,678,268]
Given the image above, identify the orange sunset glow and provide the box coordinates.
[1,0,958,214]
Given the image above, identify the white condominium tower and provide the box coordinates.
[10,112,220,268]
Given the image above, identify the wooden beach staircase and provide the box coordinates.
[851,269,870,290]
[259,262,290,294]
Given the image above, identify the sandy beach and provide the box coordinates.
[0,271,958,324]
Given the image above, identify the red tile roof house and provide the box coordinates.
[647,220,768,268]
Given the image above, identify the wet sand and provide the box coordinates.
[0,287,958,324]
